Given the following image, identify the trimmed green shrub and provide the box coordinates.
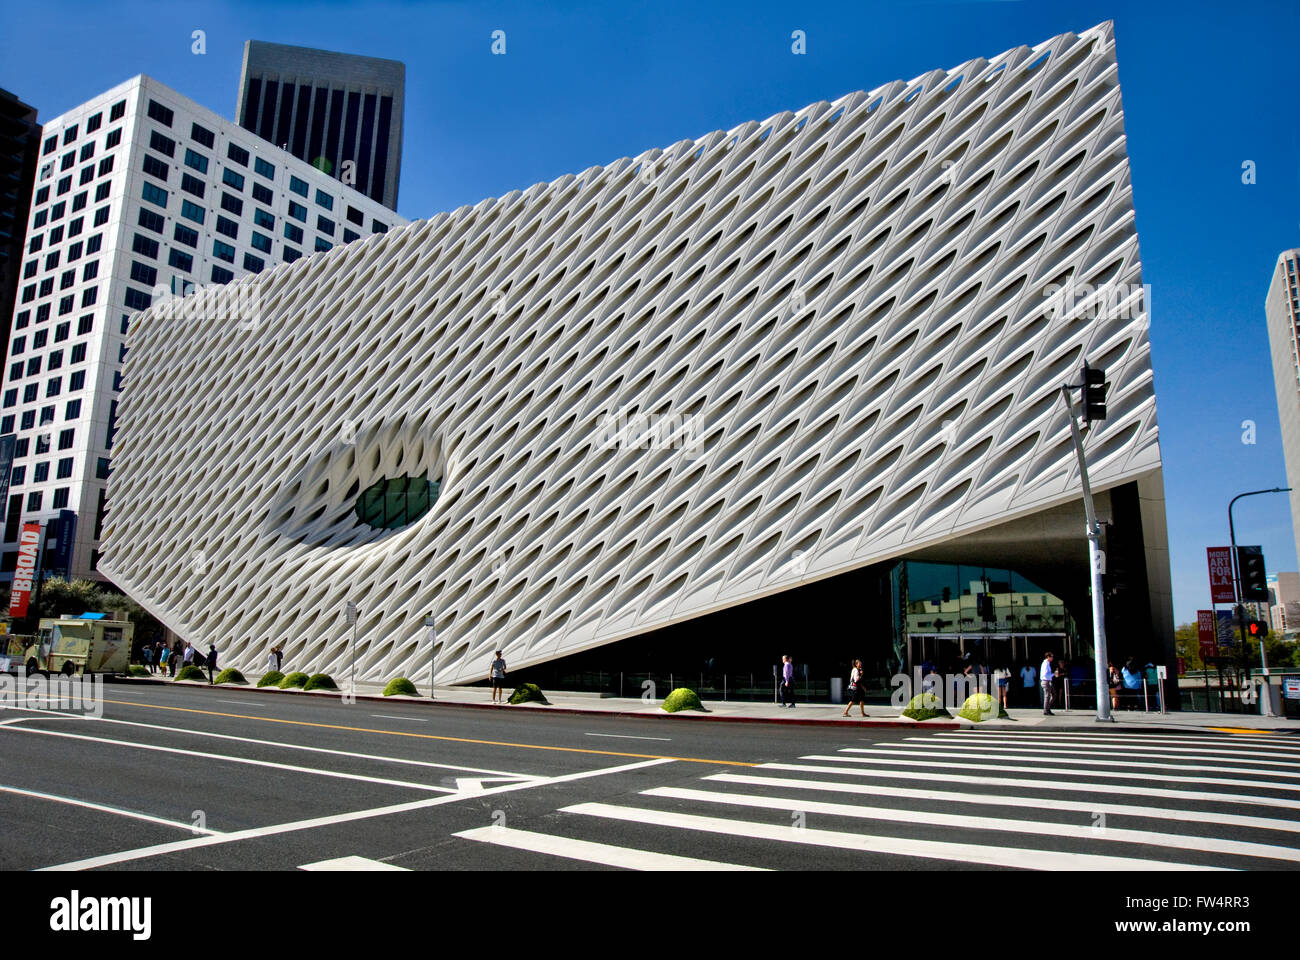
[257,670,284,688]
[278,671,310,689]
[958,692,1009,722]
[661,687,707,713]
[303,673,337,691]
[174,664,207,682]
[128,664,150,677]
[383,677,418,697]
[902,691,952,721]
[508,682,550,705]
[215,668,247,685]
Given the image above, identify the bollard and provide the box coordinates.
[1142,678,1149,712]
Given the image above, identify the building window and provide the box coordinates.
[150,130,176,157]
[53,488,69,509]
[19,411,34,430]
[60,269,75,290]
[346,205,364,226]
[71,191,88,212]
[191,122,215,148]
[124,288,152,311]
[10,466,25,485]
[288,201,306,222]
[109,100,126,121]
[51,199,66,219]
[315,189,334,211]
[212,239,236,263]
[85,234,101,254]
[211,265,234,284]
[26,493,41,512]
[86,112,102,133]
[80,287,97,308]
[222,168,245,191]
[354,474,441,529]
[23,385,37,404]
[79,165,94,186]
[141,181,168,208]
[58,295,74,316]
[226,142,250,167]
[71,344,87,364]
[59,429,74,450]
[142,154,169,180]
[284,223,303,244]
[10,337,24,356]
[314,237,332,253]
[132,233,159,258]
[66,217,83,238]
[184,148,209,174]
[130,261,157,286]
[146,99,174,126]
[289,175,308,197]
[283,247,301,264]
[180,173,205,198]
[180,199,205,224]
[252,182,273,205]
[96,457,110,480]
[168,249,193,272]
[138,208,165,233]
[77,315,93,335]
[220,192,243,215]
[254,208,275,229]
[372,220,388,234]
[215,215,238,239]
[98,153,115,174]
[174,224,199,248]
[33,462,49,483]
[63,125,78,145]
[254,157,275,179]
[48,351,62,370]
[93,207,109,227]
[243,253,265,273]
[46,377,62,397]
[43,135,57,155]
[251,231,272,253]
[56,458,73,480]
[52,323,67,343]
[26,357,40,376]
[65,399,82,420]
[79,143,95,162]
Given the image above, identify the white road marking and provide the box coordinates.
[455,825,764,870]
[2,724,457,794]
[584,733,672,742]
[817,751,1300,790]
[905,738,1300,767]
[39,757,676,871]
[559,803,1226,871]
[954,732,1300,752]
[217,700,267,707]
[371,715,430,722]
[0,784,223,835]
[25,712,541,780]
[707,773,1300,836]
[758,763,1300,811]
[646,787,1300,864]
[298,856,410,871]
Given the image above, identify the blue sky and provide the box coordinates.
[3,0,1298,625]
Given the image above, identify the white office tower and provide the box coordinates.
[1,75,405,583]
[1266,249,1300,566]
[102,23,1174,686]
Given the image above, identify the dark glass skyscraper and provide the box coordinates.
[0,88,40,363]
[235,41,404,211]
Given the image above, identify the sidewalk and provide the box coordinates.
[137,675,1300,733]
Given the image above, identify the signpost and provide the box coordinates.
[423,613,436,700]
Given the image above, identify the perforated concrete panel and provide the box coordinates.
[101,21,1161,684]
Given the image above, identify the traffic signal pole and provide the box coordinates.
[1060,384,1111,722]
[1228,488,1290,686]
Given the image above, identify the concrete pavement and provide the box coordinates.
[129,673,1300,733]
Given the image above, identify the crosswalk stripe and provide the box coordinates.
[298,856,409,871]
[705,773,1300,837]
[558,802,1227,871]
[453,825,766,870]
[900,738,1300,766]
[884,744,1300,777]
[950,732,1300,752]
[758,763,1300,811]
[644,786,1300,864]
[824,752,1300,794]
[820,751,1300,789]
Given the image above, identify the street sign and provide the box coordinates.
[1206,547,1235,603]
[1284,677,1300,700]
[1156,665,1167,679]
[1197,610,1218,659]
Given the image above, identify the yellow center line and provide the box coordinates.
[1206,727,1282,736]
[94,697,758,767]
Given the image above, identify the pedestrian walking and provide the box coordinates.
[1040,651,1057,715]
[1108,661,1121,710]
[1019,661,1037,706]
[489,650,507,703]
[153,642,163,674]
[842,659,867,717]
[159,644,170,675]
[182,642,195,669]
[207,643,218,684]
[993,663,1011,710]
[267,644,278,673]
[142,642,153,674]
[780,654,796,708]
[170,640,183,676]
[274,644,284,673]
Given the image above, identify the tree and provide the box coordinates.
[1174,622,1204,672]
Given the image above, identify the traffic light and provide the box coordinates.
[1247,619,1269,639]
[1081,361,1107,424]
[1237,545,1269,602]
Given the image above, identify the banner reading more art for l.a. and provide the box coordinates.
[8,522,42,618]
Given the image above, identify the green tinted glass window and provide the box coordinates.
[355,474,440,529]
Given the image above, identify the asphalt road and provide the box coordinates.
[3,681,1300,871]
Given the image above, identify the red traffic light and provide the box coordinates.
[1247,620,1268,638]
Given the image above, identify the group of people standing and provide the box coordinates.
[137,639,219,682]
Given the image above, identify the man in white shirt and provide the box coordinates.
[1040,651,1057,715]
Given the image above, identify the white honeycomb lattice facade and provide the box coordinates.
[101,21,1161,684]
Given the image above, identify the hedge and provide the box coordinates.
[383,677,418,697]
[215,668,247,685]
[661,688,707,713]
[902,690,952,721]
[508,683,549,705]
[278,671,310,689]
[174,665,207,682]
[257,671,284,687]
[303,673,337,691]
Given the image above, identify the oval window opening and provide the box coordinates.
[354,473,441,530]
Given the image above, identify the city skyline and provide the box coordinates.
[1,0,1298,627]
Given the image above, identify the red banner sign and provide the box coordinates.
[1196,609,1218,660]
[1207,547,1235,603]
[7,522,41,618]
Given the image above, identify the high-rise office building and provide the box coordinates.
[1265,248,1300,564]
[235,41,404,211]
[0,89,41,364]
[0,74,405,587]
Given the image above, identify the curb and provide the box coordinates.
[116,677,961,729]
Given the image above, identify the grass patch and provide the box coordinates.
[128,664,150,677]
[383,677,418,697]
[303,673,337,691]
[174,664,207,682]
[902,691,952,721]
[508,683,549,705]
[257,671,284,688]
[215,668,247,685]
[278,671,310,689]
[661,688,707,713]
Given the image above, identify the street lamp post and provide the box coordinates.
[345,601,359,696]
[1227,487,1290,697]
[423,612,436,699]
